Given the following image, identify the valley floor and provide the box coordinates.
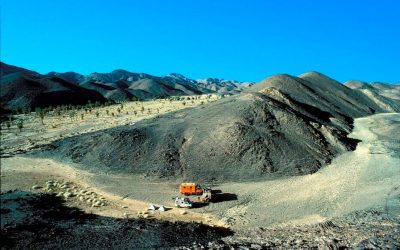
[1,113,399,248]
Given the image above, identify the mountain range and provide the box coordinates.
[0,62,253,114]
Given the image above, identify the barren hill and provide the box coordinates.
[0,62,41,77]
[247,72,399,118]
[43,72,399,182]
[0,73,106,112]
[345,80,400,102]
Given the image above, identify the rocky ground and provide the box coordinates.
[222,208,400,249]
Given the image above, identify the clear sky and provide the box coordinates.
[1,0,399,83]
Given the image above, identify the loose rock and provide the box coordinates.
[63,192,74,198]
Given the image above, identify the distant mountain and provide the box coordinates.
[86,70,152,84]
[0,73,106,112]
[47,71,85,85]
[0,63,41,77]
[196,78,253,94]
[345,80,400,101]
[0,62,252,113]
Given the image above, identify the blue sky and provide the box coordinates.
[1,0,399,83]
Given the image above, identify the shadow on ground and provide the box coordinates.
[1,190,233,249]
[191,191,238,208]
[212,193,238,203]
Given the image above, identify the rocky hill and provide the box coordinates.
[0,72,106,113]
[43,72,400,182]
[345,80,400,102]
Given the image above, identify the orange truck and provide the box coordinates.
[179,183,204,195]
[179,183,212,202]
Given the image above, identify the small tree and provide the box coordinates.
[133,110,137,116]
[111,112,115,117]
[55,108,61,116]
[141,106,144,114]
[39,112,45,125]
[96,111,100,118]
[16,107,23,114]
[6,121,11,130]
[182,101,186,106]
[16,120,23,132]
[117,108,121,114]
[106,109,109,115]
[69,111,76,121]
[81,113,84,120]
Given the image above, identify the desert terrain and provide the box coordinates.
[1,67,400,248]
[2,98,400,248]
[2,0,399,247]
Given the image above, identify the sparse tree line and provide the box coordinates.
[0,94,225,133]
[6,93,226,116]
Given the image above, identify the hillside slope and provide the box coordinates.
[43,72,399,182]
[247,72,399,118]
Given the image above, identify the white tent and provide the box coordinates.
[158,205,166,212]
[148,204,156,210]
